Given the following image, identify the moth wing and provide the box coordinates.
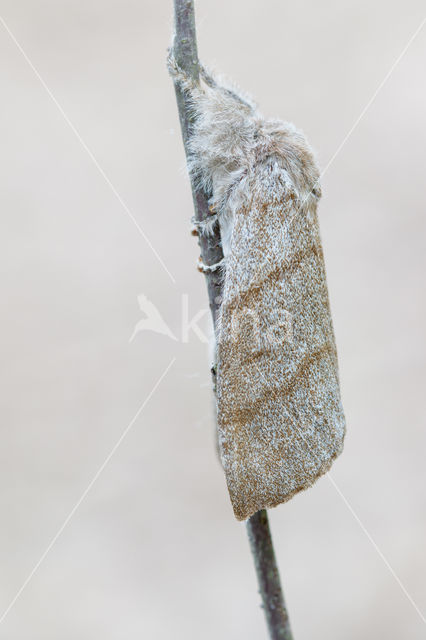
[216,174,345,521]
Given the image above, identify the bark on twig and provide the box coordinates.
[170,2,294,638]
[247,510,293,640]
[172,0,223,326]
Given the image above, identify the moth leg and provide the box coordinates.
[197,256,225,273]
[167,50,199,94]
[190,214,219,236]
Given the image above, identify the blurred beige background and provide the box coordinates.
[0,1,425,638]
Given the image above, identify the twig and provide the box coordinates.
[171,0,223,325]
[247,510,293,639]
[170,2,294,638]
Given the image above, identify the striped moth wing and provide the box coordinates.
[216,164,346,521]
[167,56,346,521]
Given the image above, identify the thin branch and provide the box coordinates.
[247,510,294,640]
[172,0,223,325]
[170,2,293,638]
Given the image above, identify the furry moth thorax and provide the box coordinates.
[188,77,321,227]
[169,56,346,521]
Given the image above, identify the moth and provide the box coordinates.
[169,56,346,521]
